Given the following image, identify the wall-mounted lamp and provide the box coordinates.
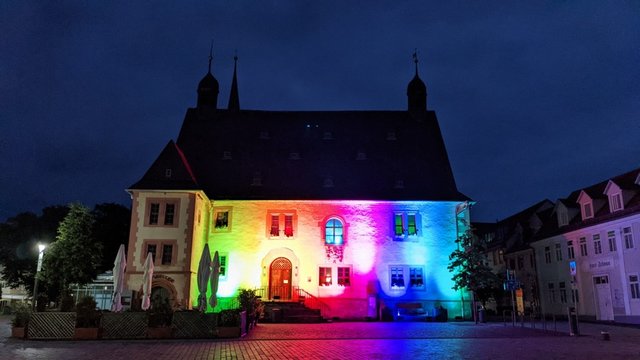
[294,266,298,277]
[262,266,266,277]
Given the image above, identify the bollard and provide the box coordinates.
[601,331,610,341]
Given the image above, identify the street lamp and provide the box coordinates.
[32,243,46,310]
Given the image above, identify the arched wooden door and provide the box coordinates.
[269,257,292,300]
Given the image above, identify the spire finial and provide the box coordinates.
[413,48,419,75]
[208,40,213,73]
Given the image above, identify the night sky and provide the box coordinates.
[1,2,638,223]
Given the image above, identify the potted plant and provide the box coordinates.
[74,296,101,339]
[147,295,173,339]
[216,309,243,338]
[11,302,31,339]
[238,289,263,331]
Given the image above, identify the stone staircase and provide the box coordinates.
[262,301,324,323]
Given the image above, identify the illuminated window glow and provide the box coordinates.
[325,218,343,245]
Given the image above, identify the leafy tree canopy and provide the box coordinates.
[448,227,502,305]
[42,203,102,291]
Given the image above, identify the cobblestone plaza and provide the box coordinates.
[2,316,640,359]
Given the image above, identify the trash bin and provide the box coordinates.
[478,306,485,323]
[272,308,282,323]
[567,307,579,336]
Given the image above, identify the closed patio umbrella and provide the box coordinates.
[111,244,126,312]
[210,251,220,309]
[197,244,212,312]
[141,252,154,310]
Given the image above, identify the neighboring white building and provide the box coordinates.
[532,168,640,323]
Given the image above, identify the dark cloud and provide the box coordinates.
[1,1,638,221]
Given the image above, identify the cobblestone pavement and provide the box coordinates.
[2,316,640,359]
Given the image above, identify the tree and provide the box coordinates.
[0,206,68,293]
[448,227,501,308]
[41,203,102,293]
[91,203,130,273]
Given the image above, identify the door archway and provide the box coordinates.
[269,257,292,300]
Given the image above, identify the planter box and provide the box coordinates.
[147,327,172,339]
[11,327,26,339]
[74,327,100,340]
[101,312,148,339]
[172,311,216,338]
[28,312,76,340]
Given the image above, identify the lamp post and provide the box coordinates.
[32,243,46,310]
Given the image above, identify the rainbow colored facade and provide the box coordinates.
[125,54,472,320]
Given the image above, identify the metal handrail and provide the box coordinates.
[253,286,330,318]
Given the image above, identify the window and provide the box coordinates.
[390,266,405,288]
[268,212,296,238]
[219,254,227,278]
[593,234,602,255]
[409,267,424,289]
[407,214,418,235]
[143,240,177,266]
[579,237,588,256]
[145,199,180,227]
[548,283,555,303]
[559,282,567,303]
[608,231,617,252]
[630,275,640,299]
[394,214,403,236]
[161,244,173,265]
[509,259,516,270]
[393,212,420,237]
[325,218,344,245]
[149,203,160,225]
[164,168,172,178]
[558,210,569,227]
[529,253,535,268]
[270,215,279,236]
[610,193,623,212]
[146,244,157,262]
[164,204,175,225]
[567,240,575,259]
[555,243,562,261]
[284,215,294,237]
[214,210,230,230]
[222,151,232,160]
[517,256,524,270]
[337,267,351,286]
[623,227,634,249]
[582,202,593,219]
[572,289,580,303]
[319,267,332,286]
[544,246,551,264]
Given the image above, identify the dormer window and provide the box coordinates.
[604,180,624,213]
[164,168,172,178]
[323,131,333,140]
[610,193,623,212]
[259,131,270,140]
[394,180,405,189]
[577,191,594,221]
[557,208,568,227]
[583,202,593,219]
[356,151,367,160]
[222,151,232,160]
[323,178,334,188]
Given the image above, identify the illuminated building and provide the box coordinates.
[125,52,471,320]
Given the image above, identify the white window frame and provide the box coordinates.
[593,234,602,255]
[582,202,593,220]
[630,274,640,299]
[608,231,617,252]
[579,237,588,256]
[609,193,623,212]
[623,227,634,249]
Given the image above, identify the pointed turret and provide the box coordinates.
[228,53,240,112]
[197,44,219,109]
[407,50,427,113]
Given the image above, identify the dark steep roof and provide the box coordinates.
[129,107,468,201]
[130,140,199,191]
